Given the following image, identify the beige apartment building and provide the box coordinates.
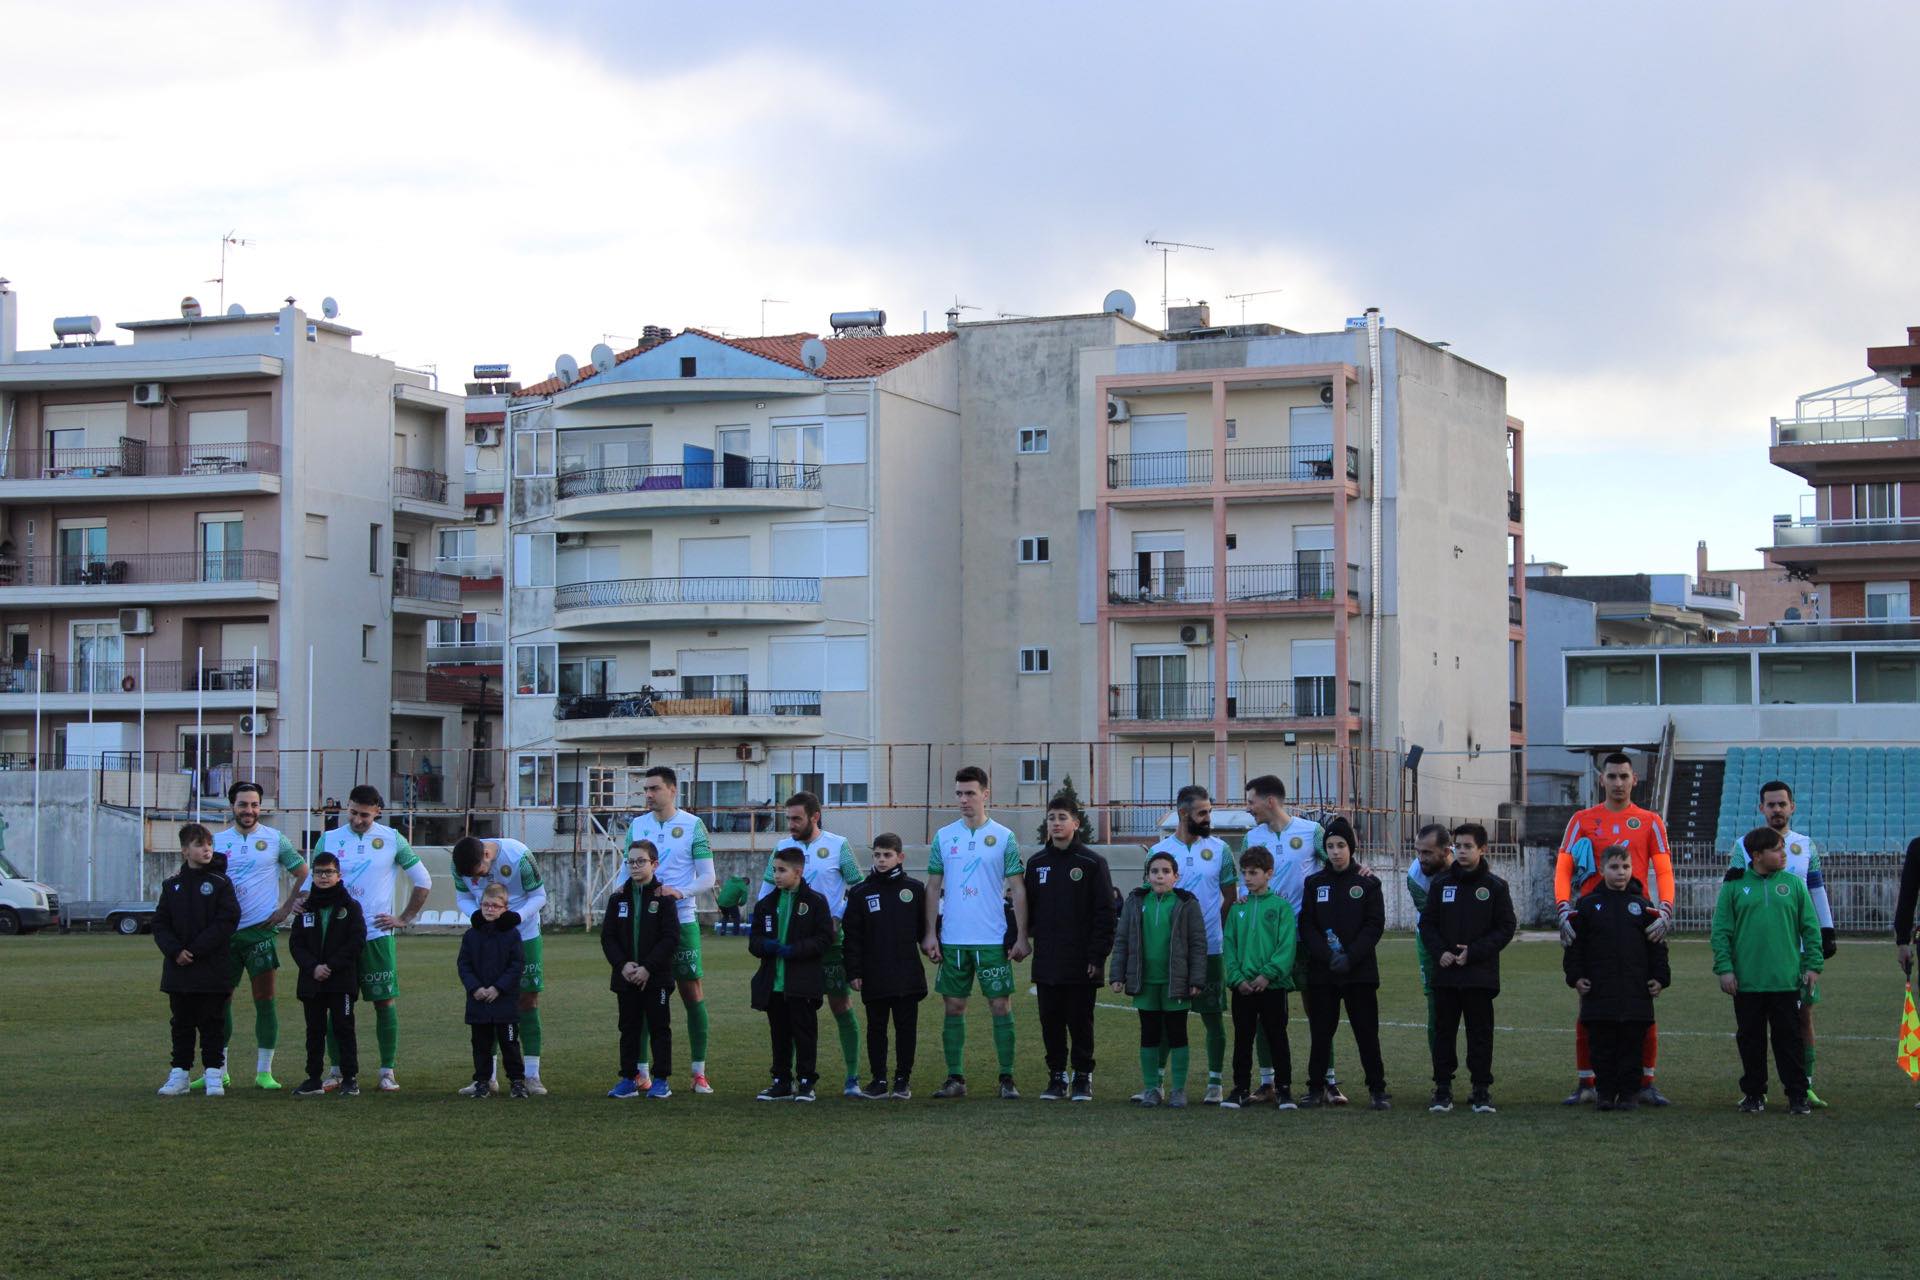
[0,283,466,811]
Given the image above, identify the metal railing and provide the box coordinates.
[393,467,450,503]
[426,640,504,666]
[1106,449,1213,489]
[554,576,822,610]
[1695,576,1738,599]
[1106,561,1353,606]
[464,469,505,495]
[392,669,495,705]
[1774,517,1920,548]
[1108,678,1359,721]
[437,556,503,580]
[1,439,282,480]
[1223,444,1361,484]
[555,688,823,721]
[0,550,278,587]
[393,567,460,603]
[1666,852,1903,934]
[557,461,822,500]
[0,658,277,694]
[1769,618,1920,643]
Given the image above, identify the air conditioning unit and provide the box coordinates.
[471,426,498,447]
[553,812,575,834]
[734,742,765,763]
[555,532,587,548]
[1179,623,1212,646]
[117,607,155,636]
[623,752,649,767]
[475,507,499,525]
[1106,396,1131,423]
[133,383,166,406]
[238,713,270,736]
[1319,384,1335,405]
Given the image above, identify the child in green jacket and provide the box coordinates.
[1222,846,1298,1110]
[1711,825,1823,1115]
[1108,851,1207,1108]
[716,874,750,934]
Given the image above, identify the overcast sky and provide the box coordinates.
[4,0,1915,575]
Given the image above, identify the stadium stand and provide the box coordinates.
[1712,745,1920,854]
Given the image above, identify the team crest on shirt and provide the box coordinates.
[1202,848,1214,860]
[647,900,660,914]
[1628,901,1643,916]
[798,902,810,915]
[502,864,514,878]
[372,837,384,849]
[1791,841,1804,855]
[816,848,830,859]
[899,889,913,903]
[1626,818,1641,831]
[1290,836,1304,850]
[985,835,997,847]
[1070,867,1083,881]
[254,839,267,851]
[671,827,684,839]
[1775,883,1790,897]
[199,882,213,895]
[1349,885,1364,899]
[1475,887,1490,901]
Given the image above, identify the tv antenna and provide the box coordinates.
[1223,287,1283,324]
[1144,237,1213,330]
[207,230,255,314]
[759,298,788,336]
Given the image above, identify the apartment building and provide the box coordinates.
[500,321,958,840]
[0,283,464,808]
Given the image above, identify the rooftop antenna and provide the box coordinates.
[1144,237,1213,330]
[943,296,981,330]
[759,298,788,337]
[1223,287,1283,325]
[207,230,255,314]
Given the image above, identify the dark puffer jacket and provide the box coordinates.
[456,910,525,1024]
[1563,881,1671,1021]
[153,860,241,994]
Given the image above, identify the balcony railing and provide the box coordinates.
[393,467,450,503]
[1772,415,1918,446]
[393,567,460,604]
[1769,617,1920,643]
[1,439,282,480]
[1223,445,1361,484]
[1107,450,1213,489]
[1105,561,1355,606]
[437,556,503,580]
[557,461,822,500]
[464,469,505,495]
[0,658,277,695]
[1108,678,1360,721]
[1695,576,1739,599]
[556,688,823,721]
[426,640,504,666]
[1774,517,1920,548]
[0,550,278,587]
[553,576,822,611]
[392,669,493,704]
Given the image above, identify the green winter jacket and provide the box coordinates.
[1223,889,1297,989]
[1710,865,1823,992]
[716,875,750,910]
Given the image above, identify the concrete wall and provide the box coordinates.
[0,771,148,903]
[1524,587,1598,804]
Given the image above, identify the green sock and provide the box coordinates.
[1425,987,1438,1061]
[1255,1036,1271,1071]
[688,1000,710,1063]
[326,1026,339,1068]
[991,1012,1016,1075]
[1140,1048,1161,1091]
[835,1006,861,1078]
[943,1014,966,1076]
[1805,1042,1816,1085]
[1203,1011,1225,1076]
[254,997,277,1051]
[376,1003,399,1070]
[1170,1045,1190,1092]
[521,1006,542,1057]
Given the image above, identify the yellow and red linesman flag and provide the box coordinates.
[1899,985,1920,1082]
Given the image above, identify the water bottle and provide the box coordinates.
[1324,928,1345,960]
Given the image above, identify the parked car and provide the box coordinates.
[0,851,61,934]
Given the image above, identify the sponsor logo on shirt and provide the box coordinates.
[867,894,883,912]
[1037,867,1051,884]
[617,902,630,918]
[301,912,314,926]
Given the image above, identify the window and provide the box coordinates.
[368,523,382,575]
[1225,418,1237,441]
[558,427,650,474]
[679,356,698,378]
[199,513,243,582]
[513,533,556,588]
[771,521,868,578]
[513,753,555,807]
[716,427,750,458]
[768,635,868,694]
[1018,536,1050,564]
[513,428,555,477]
[304,513,329,559]
[1020,756,1049,785]
[437,527,476,562]
[55,522,107,583]
[828,780,868,805]
[514,643,557,696]
[587,766,617,809]
[773,422,823,468]
[187,409,249,468]
[558,657,615,698]
[1019,647,1050,674]
[1226,533,1238,551]
[774,771,826,803]
[1018,427,1049,454]
[825,636,868,692]
[70,619,123,692]
[1867,581,1912,621]
[179,726,235,799]
[690,777,748,812]
[1847,482,1897,521]
[361,625,377,661]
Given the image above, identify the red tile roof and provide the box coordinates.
[464,410,505,425]
[512,329,952,399]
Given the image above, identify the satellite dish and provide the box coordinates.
[555,354,580,384]
[799,338,829,373]
[1103,289,1137,320]
[321,297,339,320]
[590,343,616,374]
[226,303,246,317]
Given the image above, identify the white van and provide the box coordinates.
[0,851,60,934]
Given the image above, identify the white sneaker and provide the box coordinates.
[1202,1083,1224,1105]
[320,1067,342,1094]
[205,1072,226,1098]
[157,1068,191,1096]
[457,1081,481,1097]
[378,1070,400,1092]
[523,1076,549,1096]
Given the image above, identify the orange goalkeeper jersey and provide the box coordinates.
[1555,803,1674,908]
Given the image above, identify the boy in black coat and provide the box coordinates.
[289,851,367,1097]
[842,833,929,1099]
[749,846,835,1101]
[1416,823,1516,1114]
[601,840,680,1099]
[1022,796,1117,1102]
[1299,816,1389,1109]
[1563,844,1671,1111]
[457,884,526,1098]
[153,823,241,1097]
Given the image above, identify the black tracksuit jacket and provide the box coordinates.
[600,878,680,995]
[153,860,241,994]
[288,882,367,997]
[841,865,929,1002]
[1300,860,1385,987]
[748,883,835,1009]
[1416,858,1516,992]
[1022,840,1118,986]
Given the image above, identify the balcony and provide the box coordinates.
[552,687,824,742]
[552,576,823,628]
[554,461,824,520]
[1768,377,1920,479]
[1105,562,1361,611]
[426,640,504,668]
[1507,489,1523,524]
[392,669,499,708]
[465,469,505,499]
[1106,446,1359,495]
[438,556,503,585]
[392,567,461,618]
[1107,678,1361,727]
[393,466,459,520]
[0,440,282,501]
[0,550,279,604]
[1771,617,1920,643]
[1771,517,1920,575]
[0,658,277,712]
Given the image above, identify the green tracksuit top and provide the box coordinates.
[1223,888,1297,989]
[1139,890,1176,985]
[1710,865,1823,992]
